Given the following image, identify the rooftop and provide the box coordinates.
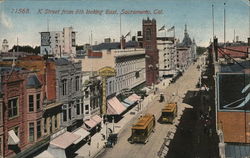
[220,60,250,73]
[26,74,42,89]
[92,41,139,51]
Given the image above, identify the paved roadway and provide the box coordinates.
[97,62,201,158]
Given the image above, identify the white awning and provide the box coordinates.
[50,132,80,149]
[8,130,20,145]
[73,128,90,144]
[91,115,103,124]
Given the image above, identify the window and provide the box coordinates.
[109,81,112,94]
[68,107,71,120]
[37,121,41,139]
[76,100,80,115]
[81,102,84,114]
[135,71,140,78]
[36,94,40,110]
[29,95,34,112]
[8,98,18,118]
[85,105,89,114]
[55,116,57,129]
[146,28,151,40]
[62,79,67,96]
[44,119,47,133]
[29,122,34,142]
[63,110,67,122]
[13,126,19,137]
[0,137,2,155]
[75,76,80,91]
[85,91,89,98]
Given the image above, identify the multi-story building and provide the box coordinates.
[142,18,159,86]
[40,27,76,58]
[157,37,176,78]
[1,39,9,53]
[0,56,62,157]
[54,58,84,131]
[176,24,197,72]
[211,38,250,157]
[1,67,45,158]
[74,38,145,117]
[0,69,4,158]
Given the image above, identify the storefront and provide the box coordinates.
[83,115,103,135]
[47,132,80,158]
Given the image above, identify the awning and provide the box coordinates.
[128,93,141,102]
[44,102,63,110]
[107,97,126,115]
[8,130,20,145]
[73,128,90,144]
[132,93,141,100]
[34,151,55,158]
[50,132,80,149]
[122,102,131,108]
[91,115,103,124]
[123,98,136,105]
[84,119,98,130]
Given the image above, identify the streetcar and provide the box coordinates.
[128,113,156,144]
[161,102,177,124]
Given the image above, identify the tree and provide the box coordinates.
[197,46,207,56]
[9,45,40,54]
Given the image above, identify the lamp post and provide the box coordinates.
[105,115,108,141]
[112,116,115,133]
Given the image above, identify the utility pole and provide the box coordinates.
[212,4,214,39]
[224,3,226,45]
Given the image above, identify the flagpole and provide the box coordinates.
[120,13,122,39]
[174,27,175,40]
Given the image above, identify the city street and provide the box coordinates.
[97,61,201,158]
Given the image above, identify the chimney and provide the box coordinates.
[120,35,126,49]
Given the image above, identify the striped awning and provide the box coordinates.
[107,97,126,115]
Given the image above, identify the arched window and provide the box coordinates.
[146,28,151,40]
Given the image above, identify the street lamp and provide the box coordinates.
[112,116,115,133]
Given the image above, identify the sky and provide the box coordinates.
[0,0,249,48]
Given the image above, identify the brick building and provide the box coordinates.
[1,67,45,157]
[142,18,159,86]
[0,56,62,157]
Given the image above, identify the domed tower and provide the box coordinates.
[2,39,9,52]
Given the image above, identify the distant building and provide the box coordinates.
[157,37,176,78]
[176,24,197,72]
[40,27,76,58]
[1,39,9,53]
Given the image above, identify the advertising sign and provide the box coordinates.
[41,32,50,46]
[218,73,250,111]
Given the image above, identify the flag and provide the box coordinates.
[158,25,165,31]
[125,31,131,38]
[167,26,175,32]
